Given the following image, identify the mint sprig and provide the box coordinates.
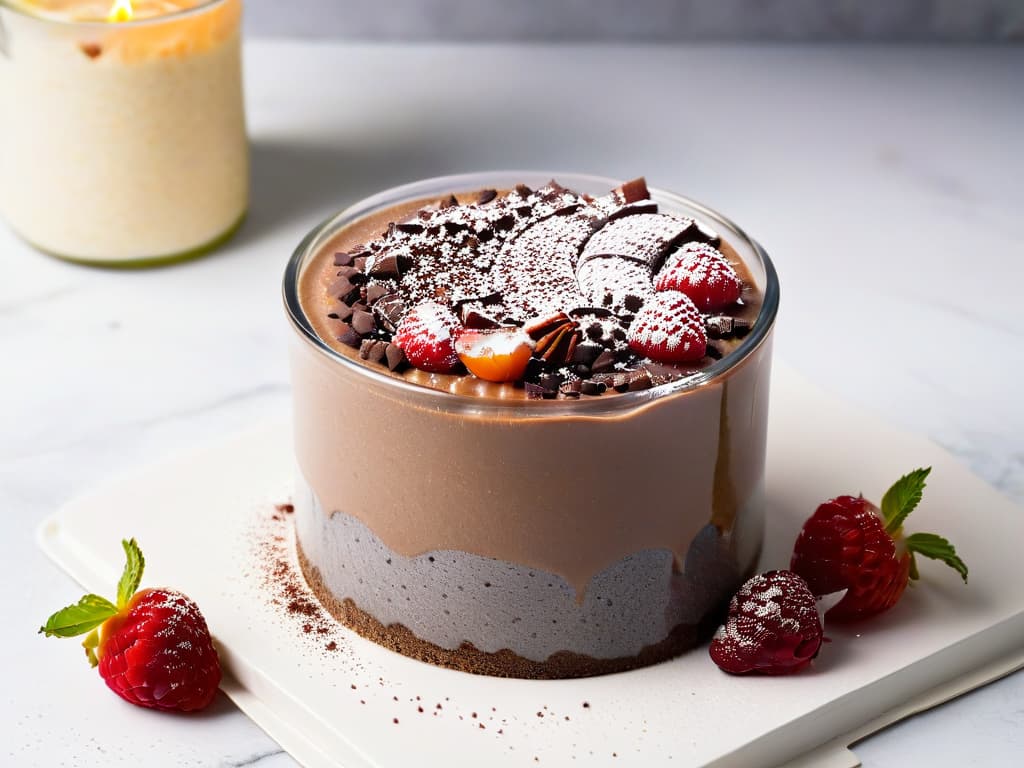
[882,467,931,535]
[39,594,117,638]
[40,539,148,666]
[116,538,145,610]
[905,532,969,583]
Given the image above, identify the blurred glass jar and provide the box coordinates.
[0,0,248,266]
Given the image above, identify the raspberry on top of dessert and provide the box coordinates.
[314,178,759,399]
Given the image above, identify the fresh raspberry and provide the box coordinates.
[627,290,707,363]
[98,589,221,712]
[392,300,461,373]
[40,539,221,712]
[455,327,534,383]
[655,242,742,312]
[709,570,823,675]
[791,468,968,623]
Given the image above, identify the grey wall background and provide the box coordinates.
[244,0,1024,41]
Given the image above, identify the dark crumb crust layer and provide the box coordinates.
[297,540,722,679]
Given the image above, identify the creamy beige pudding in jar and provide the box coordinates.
[0,0,247,265]
[284,173,779,678]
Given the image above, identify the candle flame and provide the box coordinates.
[107,0,134,23]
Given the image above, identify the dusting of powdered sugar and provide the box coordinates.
[657,242,739,291]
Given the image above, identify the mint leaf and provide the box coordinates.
[882,467,931,534]
[39,594,117,638]
[116,538,145,610]
[905,532,968,583]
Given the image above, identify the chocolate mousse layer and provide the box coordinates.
[285,173,778,678]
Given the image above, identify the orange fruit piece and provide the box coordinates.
[455,328,534,382]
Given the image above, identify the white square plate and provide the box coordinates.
[37,364,1024,767]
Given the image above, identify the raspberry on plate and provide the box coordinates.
[709,570,823,675]
[655,242,742,312]
[790,468,968,622]
[392,300,462,373]
[627,290,707,363]
[40,539,221,712]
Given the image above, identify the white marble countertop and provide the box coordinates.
[2,41,1022,767]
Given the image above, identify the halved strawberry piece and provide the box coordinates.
[455,327,534,382]
[627,291,707,363]
[655,242,742,312]
[392,300,461,373]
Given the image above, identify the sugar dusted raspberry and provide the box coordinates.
[656,242,742,312]
[709,570,822,675]
[393,300,462,373]
[627,291,707,363]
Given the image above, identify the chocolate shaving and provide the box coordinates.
[570,341,603,366]
[477,189,498,205]
[524,312,571,338]
[373,294,405,332]
[593,371,633,393]
[351,310,376,336]
[359,339,387,364]
[333,251,355,267]
[558,379,582,399]
[617,177,650,204]
[336,323,361,348]
[537,373,563,396]
[525,313,580,365]
[627,369,654,391]
[385,343,407,371]
[591,349,616,374]
[367,253,400,279]
[365,282,389,305]
[705,316,752,340]
[329,303,354,322]
[460,307,500,329]
[525,382,546,400]
[328,275,354,299]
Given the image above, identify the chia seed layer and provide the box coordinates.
[295,477,762,677]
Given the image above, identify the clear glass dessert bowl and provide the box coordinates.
[283,172,779,678]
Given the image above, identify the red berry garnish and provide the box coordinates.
[392,300,461,373]
[627,290,707,363]
[655,242,742,312]
[40,539,221,712]
[709,570,823,675]
[791,468,968,622]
